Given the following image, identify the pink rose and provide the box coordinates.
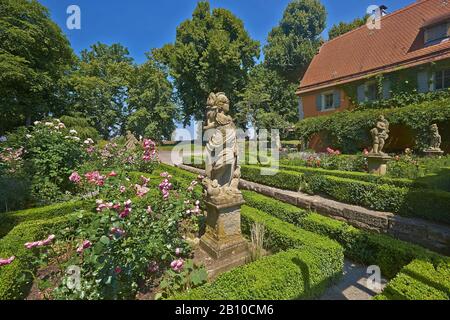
[0,256,15,267]
[69,172,81,184]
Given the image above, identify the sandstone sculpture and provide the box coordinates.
[370,115,390,155]
[426,124,442,152]
[202,92,243,205]
[124,130,139,151]
[199,93,249,271]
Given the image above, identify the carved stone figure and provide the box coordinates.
[427,124,442,151]
[202,92,243,205]
[199,93,249,271]
[370,115,390,155]
[124,131,139,151]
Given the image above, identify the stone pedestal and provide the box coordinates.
[423,149,444,157]
[367,154,391,176]
[199,199,250,277]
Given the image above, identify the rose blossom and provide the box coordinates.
[69,172,81,184]
[0,256,15,267]
[25,235,55,249]
[170,258,184,272]
[76,240,92,254]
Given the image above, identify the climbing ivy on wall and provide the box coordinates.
[342,61,450,111]
[295,97,450,153]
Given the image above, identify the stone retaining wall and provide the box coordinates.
[176,164,450,255]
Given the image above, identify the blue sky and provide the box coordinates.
[40,0,414,64]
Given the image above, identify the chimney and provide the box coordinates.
[380,5,388,16]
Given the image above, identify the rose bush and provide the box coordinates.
[24,165,204,299]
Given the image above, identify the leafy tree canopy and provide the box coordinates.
[152,1,260,126]
[236,64,298,133]
[328,16,368,40]
[263,0,326,83]
[126,58,177,141]
[0,0,75,134]
[66,43,135,138]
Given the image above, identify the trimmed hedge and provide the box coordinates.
[242,190,443,279]
[173,203,344,300]
[0,200,92,239]
[241,205,343,259]
[171,249,340,300]
[238,165,450,225]
[278,164,438,190]
[376,259,450,300]
[0,213,90,300]
[306,174,450,225]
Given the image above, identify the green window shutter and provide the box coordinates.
[357,84,366,103]
[417,71,430,93]
[382,79,391,99]
[333,90,341,108]
[316,94,322,111]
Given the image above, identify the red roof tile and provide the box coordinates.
[298,0,450,94]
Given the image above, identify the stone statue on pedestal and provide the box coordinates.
[199,92,249,275]
[367,115,391,175]
[424,124,444,156]
[125,131,139,151]
[202,92,243,205]
[370,115,390,155]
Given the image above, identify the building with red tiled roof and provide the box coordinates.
[297,0,450,119]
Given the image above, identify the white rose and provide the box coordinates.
[69,129,77,135]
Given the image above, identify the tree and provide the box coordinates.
[0,0,75,134]
[66,43,134,138]
[328,16,368,40]
[126,59,177,141]
[152,1,260,126]
[263,0,326,83]
[236,64,298,134]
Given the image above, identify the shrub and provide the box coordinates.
[1,119,88,207]
[0,213,87,300]
[295,98,450,153]
[0,200,92,239]
[376,259,450,300]
[241,190,444,279]
[171,249,341,300]
[306,174,450,225]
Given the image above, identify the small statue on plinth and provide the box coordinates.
[367,115,391,175]
[423,124,444,156]
[370,115,390,156]
[199,92,249,276]
[124,130,139,151]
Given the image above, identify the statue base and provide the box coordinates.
[367,154,392,176]
[423,149,444,157]
[199,200,250,277]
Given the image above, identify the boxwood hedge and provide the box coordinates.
[171,249,341,300]
[375,259,450,300]
[242,190,444,279]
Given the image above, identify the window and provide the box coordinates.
[366,82,379,101]
[425,22,449,45]
[316,90,340,112]
[323,92,335,110]
[435,69,450,90]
